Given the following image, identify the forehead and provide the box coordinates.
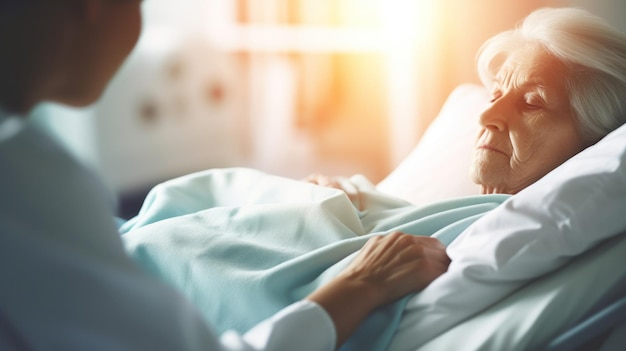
[496,44,568,89]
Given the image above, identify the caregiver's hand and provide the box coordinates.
[306,231,450,348]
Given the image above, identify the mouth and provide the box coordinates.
[477,145,508,157]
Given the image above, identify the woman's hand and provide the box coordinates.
[302,173,363,210]
[306,232,450,348]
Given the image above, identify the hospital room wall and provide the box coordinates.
[31,0,625,218]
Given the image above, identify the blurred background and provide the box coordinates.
[32,0,626,218]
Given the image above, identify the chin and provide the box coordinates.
[52,88,104,108]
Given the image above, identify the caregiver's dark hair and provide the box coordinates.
[477,7,626,144]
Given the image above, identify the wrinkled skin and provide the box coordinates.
[470,44,586,194]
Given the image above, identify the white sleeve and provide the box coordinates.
[220,300,336,351]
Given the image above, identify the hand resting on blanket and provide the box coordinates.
[307,232,450,347]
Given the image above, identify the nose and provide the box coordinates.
[479,100,508,132]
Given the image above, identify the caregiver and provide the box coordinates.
[0,1,449,350]
[307,7,626,199]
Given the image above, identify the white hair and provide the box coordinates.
[476,7,626,143]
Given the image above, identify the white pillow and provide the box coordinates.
[413,233,626,351]
[388,121,626,349]
[376,84,488,206]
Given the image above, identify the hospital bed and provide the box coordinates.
[377,84,626,350]
[121,83,626,351]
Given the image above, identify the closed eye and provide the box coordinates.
[523,93,545,110]
[524,101,543,110]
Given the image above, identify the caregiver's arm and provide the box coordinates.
[307,232,450,348]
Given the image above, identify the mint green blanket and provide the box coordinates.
[121,168,508,350]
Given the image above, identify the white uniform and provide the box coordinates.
[0,109,335,351]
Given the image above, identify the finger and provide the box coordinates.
[322,176,341,189]
[360,233,422,266]
[394,232,447,251]
[402,236,450,265]
[383,233,450,267]
[414,259,449,290]
[419,244,451,268]
[302,174,318,184]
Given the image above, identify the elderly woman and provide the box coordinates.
[308,8,626,200]
[471,7,626,195]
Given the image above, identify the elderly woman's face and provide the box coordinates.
[470,45,586,194]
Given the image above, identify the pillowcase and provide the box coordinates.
[388,120,626,349]
[376,84,488,206]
